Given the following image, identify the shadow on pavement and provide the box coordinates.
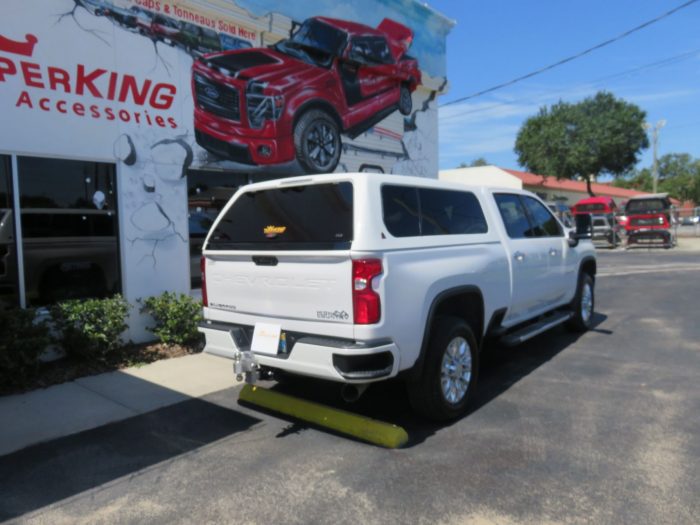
[261,312,609,448]
[0,394,259,521]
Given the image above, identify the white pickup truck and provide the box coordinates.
[198,173,596,420]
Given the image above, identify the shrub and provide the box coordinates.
[140,292,203,346]
[0,307,50,389]
[51,295,130,362]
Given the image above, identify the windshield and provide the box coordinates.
[626,199,668,213]
[576,203,606,212]
[274,19,347,68]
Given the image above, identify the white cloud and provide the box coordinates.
[437,83,700,168]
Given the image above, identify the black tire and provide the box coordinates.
[398,84,412,115]
[565,273,595,333]
[293,109,341,174]
[407,316,479,421]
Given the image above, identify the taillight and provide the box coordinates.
[200,256,208,307]
[352,259,382,324]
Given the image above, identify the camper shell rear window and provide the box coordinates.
[206,182,353,250]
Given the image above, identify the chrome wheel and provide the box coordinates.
[305,121,338,171]
[581,282,593,324]
[440,336,472,405]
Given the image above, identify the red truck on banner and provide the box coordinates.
[192,16,421,173]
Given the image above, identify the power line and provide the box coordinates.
[440,47,700,121]
[440,0,700,107]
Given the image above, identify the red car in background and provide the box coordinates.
[572,196,621,247]
[624,193,676,248]
[192,16,421,173]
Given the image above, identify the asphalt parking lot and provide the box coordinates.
[2,250,699,525]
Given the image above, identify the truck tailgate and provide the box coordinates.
[205,252,353,324]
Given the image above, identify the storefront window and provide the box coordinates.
[18,157,120,306]
[187,170,246,287]
[0,156,19,309]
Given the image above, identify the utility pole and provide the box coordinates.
[643,120,666,194]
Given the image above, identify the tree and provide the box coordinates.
[657,153,700,202]
[515,91,649,195]
[613,153,700,202]
[611,169,653,192]
[457,157,489,168]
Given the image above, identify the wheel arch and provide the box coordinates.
[407,285,484,381]
[292,99,343,132]
[579,256,597,281]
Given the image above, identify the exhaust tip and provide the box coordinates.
[341,383,369,403]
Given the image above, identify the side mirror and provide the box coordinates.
[568,214,593,247]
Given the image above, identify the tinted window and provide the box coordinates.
[21,211,115,238]
[208,182,353,250]
[188,169,246,286]
[495,194,535,238]
[351,36,393,64]
[522,196,563,237]
[420,188,487,236]
[576,203,606,212]
[626,199,668,213]
[0,155,19,308]
[382,185,419,237]
[17,156,120,307]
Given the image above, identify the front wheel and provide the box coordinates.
[293,109,341,174]
[407,316,479,421]
[566,273,595,332]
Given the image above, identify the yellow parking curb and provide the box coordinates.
[239,384,409,449]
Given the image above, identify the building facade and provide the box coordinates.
[0,0,452,340]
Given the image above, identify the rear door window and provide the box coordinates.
[382,185,487,237]
[207,182,353,250]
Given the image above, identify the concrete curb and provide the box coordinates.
[0,353,238,457]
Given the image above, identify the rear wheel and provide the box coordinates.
[407,316,479,421]
[566,273,595,332]
[293,109,341,174]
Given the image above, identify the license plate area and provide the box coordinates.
[251,322,289,356]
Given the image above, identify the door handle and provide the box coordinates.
[549,249,558,257]
[513,251,526,262]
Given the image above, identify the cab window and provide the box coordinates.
[494,194,534,238]
[522,196,563,237]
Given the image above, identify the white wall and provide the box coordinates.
[439,166,523,189]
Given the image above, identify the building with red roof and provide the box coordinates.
[439,166,679,207]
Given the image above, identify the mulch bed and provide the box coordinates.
[1,339,205,397]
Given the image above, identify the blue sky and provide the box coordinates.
[429,0,700,175]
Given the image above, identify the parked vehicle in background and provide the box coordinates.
[131,6,154,35]
[219,34,254,52]
[149,14,181,44]
[198,173,596,421]
[192,16,421,173]
[175,22,253,56]
[0,208,119,306]
[624,193,676,248]
[546,201,574,228]
[100,5,138,29]
[572,196,620,248]
[680,212,699,226]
